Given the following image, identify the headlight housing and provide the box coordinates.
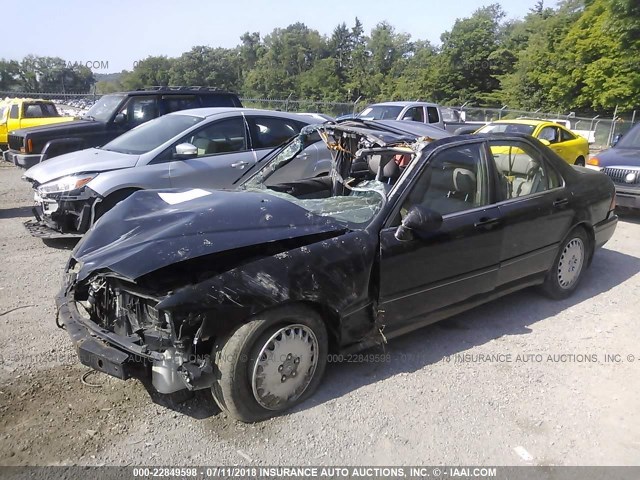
[38,174,98,195]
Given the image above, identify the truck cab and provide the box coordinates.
[357,101,445,130]
[0,98,73,149]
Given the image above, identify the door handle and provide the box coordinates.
[474,217,500,229]
[231,161,250,169]
[553,198,569,208]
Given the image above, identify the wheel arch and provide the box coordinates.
[249,300,342,353]
[568,221,596,266]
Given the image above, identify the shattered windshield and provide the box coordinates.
[242,124,414,228]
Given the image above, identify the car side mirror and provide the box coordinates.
[173,143,198,160]
[611,134,622,147]
[395,205,443,241]
[539,139,551,146]
[113,113,126,125]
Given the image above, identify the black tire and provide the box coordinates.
[541,227,590,299]
[575,156,585,167]
[211,305,328,423]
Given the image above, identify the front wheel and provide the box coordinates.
[211,305,328,422]
[541,228,590,299]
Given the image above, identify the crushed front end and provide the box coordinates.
[58,264,215,394]
[24,175,101,238]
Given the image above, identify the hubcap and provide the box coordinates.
[557,237,584,289]
[251,324,319,410]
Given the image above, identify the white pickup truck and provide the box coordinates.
[350,101,486,134]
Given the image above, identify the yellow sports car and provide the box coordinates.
[475,119,590,166]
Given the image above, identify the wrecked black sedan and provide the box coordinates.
[57,120,618,422]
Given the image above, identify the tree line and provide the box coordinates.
[1,0,638,114]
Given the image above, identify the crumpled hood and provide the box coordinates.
[24,148,139,185]
[597,147,640,167]
[72,188,347,281]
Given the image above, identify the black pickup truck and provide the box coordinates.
[4,87,243,168]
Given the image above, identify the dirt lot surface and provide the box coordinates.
[1,161,639,466]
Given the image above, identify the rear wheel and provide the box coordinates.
[541,228,590,299]
[211,305,328,422]
[575,156,585,167]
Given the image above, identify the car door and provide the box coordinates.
[486,138,574,287]
[378,141,503,331]
[168,115,257,189]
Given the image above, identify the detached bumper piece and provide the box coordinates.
[56,293,148,381]
[24,219,82,239]
[6,151,44,169]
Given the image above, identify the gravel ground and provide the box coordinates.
[1,161,639,466]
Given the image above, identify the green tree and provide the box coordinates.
[432,4,507,105]
[168,47,241,91]
[499,0,582,110]
[551,0,640,111]
[121,56,174,90]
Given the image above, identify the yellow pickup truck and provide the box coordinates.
[0,98,74,149]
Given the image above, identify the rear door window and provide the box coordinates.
[427,106,440,124]
[9,105,18,119]
[487,140,562,200]
[162,95,200,113]
[248,116,305,149]
[559,128,575,142]
[200,94,240,108]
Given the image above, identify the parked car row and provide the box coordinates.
[23,107,331,237]
[1,88,625,423]
[4,87,243,168]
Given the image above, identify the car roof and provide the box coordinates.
[367,101,440,108]
[167,107,314,121]
[490,119,555,127]
[109,89,238,97]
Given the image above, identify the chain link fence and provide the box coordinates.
[2,90,636,150]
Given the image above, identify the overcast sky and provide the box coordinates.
[2,0,545,73]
